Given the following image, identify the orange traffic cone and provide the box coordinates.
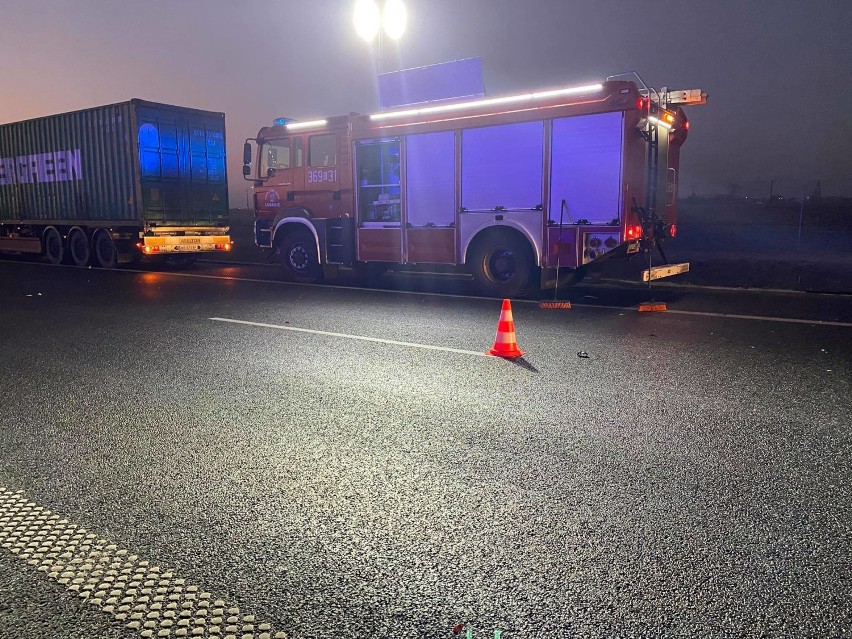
[488,299,524,358]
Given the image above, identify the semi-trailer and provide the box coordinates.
[0,99,231,267]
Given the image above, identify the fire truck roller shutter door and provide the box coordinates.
[405,131,455,228]
[404,131,456,264]
[549,111,624,226]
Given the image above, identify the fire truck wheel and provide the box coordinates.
[279,229,323,282]
[42,227,65,265]
[67,227,91,267]
[469,232,534,297]
[92,229,117,268]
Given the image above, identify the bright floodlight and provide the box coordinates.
[354,0,381,41]
[383,0,407,40]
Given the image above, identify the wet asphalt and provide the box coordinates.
[0,258,850,639]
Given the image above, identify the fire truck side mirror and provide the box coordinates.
[243,142,253,165]
[242,164,251,176]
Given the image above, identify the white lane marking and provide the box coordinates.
[591,276,846,296]
[0,487,286,639]
[576,303,852,328]
[210,317,492,357]
[651,308,852,327]
[3,259,851,328]
[0,259,502,302]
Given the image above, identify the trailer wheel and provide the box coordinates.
[43,227,64,265]
[67,227,90,266]
[279,229,323,282]
[469,231,535,297]
[92,229,117,268]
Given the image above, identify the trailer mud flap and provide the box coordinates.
[642,262,690,282]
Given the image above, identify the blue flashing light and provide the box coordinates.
[273,117,293,127]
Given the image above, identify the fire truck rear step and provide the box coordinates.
[642,262,690,282]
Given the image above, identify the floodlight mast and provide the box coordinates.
[382,0,407,40]
[353,0,406,73]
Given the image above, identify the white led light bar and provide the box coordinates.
[286,119,328,130]
[369,83,604,121]
[648,116,672,130]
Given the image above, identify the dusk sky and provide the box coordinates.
[2,0,850,206]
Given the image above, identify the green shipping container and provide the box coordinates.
[0,100,228,227]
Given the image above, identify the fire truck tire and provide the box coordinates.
[67,227,90,267]
[42,227,65,265]
[469,232,535,297]
[92,229,118,268]
[279,229,323,282]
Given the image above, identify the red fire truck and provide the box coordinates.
[242,75,706,296]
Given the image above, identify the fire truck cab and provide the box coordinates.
[244,76,705,296]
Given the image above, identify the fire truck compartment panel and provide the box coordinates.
[545,227,579,270]
[583,231,621,264]
[357,227,402,262]
[404,131,455,228]
[461,121,544,213]
[406,228,455,264]
[355,140,401,224]
[549,111,624,226]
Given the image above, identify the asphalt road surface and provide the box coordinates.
[0,258,850,639]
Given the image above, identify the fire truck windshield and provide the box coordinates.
[260,139,291,176]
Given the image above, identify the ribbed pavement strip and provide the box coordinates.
[0,487,286,639]
[210,317,493,357]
